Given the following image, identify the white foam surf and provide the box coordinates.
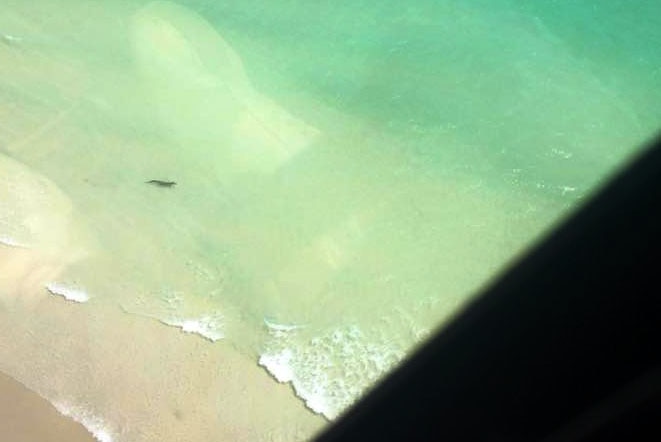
[258,349,331,417]
[159,315,224,342]
[0,234,30,248]
[258,323,407,420]
[258,349,295,383]
[45,282,90,303]
[120,303,224,342]
[52,401,115,442]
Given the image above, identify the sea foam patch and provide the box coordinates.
[159,315,224,342]
[119,304,225,342]
[0,234,30,248]
[259,324,406,420]
[45,282,90,303]
[258,349,294,383]
[52,401,115,442]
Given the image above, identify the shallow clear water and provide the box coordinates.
[0,0,659,440]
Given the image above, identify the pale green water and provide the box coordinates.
[0,0,659,440]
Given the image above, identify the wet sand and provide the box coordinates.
[0,286,327,442]
[0,371,95,442]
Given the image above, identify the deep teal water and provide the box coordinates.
[189,0,661,197]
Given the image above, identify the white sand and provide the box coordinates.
[0,288,326,442]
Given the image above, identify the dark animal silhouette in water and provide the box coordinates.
[145,179,176,188]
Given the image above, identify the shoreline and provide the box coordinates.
[0,370,96,442]
[0,290,327,442]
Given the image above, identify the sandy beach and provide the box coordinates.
[0,371,95,442]
[0,283,326,442]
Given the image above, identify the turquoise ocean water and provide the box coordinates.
[0,0,659,440]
